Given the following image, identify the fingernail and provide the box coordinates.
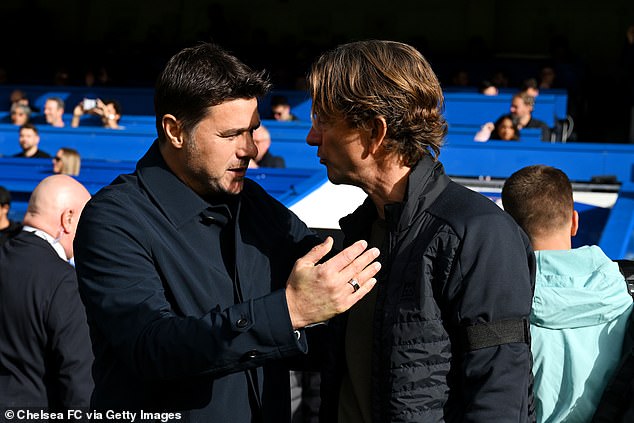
[359,240,368,249]
[371,247,380,257]
[374,262,382,270]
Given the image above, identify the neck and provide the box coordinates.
[531,232,572,251]
[517,115,531,128]
[0,215,9,230]
[365,160,411,219]
[24,146,38,157]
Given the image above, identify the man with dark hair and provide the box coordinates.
[502,164,633,423]
[307,40,536,422]
[13,123,50,158]
[74,42,380,422]
[271,95,299,121]
[0,186,22,243]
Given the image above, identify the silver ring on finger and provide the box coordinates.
[348,278,360,293]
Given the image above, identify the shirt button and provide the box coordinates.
[245,350,259,359]
[236,318,249,328]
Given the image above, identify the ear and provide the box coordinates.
[570,209,579,237]
[61,208,74,234]
[368,116,388,155]
[162,114,184,149]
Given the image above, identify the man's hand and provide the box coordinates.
[285,237,381,329]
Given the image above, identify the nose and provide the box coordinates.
[239,132,258,159]
[306,126,322,146]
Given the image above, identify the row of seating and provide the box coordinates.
[260,90,568,127]
[1,119,544,169]
[0,157,328,222]
[0,85,567,128]
[4,119,634,258]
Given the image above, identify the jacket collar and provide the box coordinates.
[340,154,450,238]
[136,141,236,229]
[21,225,68,261]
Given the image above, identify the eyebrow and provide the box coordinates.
[218,122,261,138]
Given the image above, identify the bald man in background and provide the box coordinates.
[0,175,93,410]
[249,125,286,168]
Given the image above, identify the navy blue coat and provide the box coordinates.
[0,231,93,408]
[74,142,321,422]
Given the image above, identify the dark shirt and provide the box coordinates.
[0,231,93,408]
[0,220,23,244]
[258,151,286,168]
[74,141,321,422]
[13,149,51,158]
[524,117,551,141]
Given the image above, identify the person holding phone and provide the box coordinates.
[71,98,123,129]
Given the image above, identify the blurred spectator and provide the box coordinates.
[71,98,123,129]
[0,186,22,244]
[43,97,65,127]
[10,89,29,107]
[509,92,550,140]
[451,69,470,87]
[521,78,540,97]
[14,123,51,158]
[491,70,510,88]
[84,66,112,87]
[474,115,520,142]
[53,67,71,86]
[248,125,285,168]
[52,147,81,176]
[539,66,557,90]
[10,103,31,126]
[479,80,498,96]
[8,89,37,113]
[271,95,299,121]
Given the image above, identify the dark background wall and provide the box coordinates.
[1,0,633,141]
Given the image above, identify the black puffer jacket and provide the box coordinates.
[320,156,535,422]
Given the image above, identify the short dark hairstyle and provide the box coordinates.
[521,78,539,91]
[502,165,573,240]
[20,122,39,135]
[479,80,497,94]
[308,40,447,165]
[154,42,271,141]
[103,99,122,115]
[0,186,10,206]
[270,95,290,108]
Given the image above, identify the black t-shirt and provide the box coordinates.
[13,149,51,158]
[0,221,23,244]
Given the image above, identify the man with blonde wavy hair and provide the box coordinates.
[307,40,536,422]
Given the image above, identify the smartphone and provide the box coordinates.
[83,99,97,111]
